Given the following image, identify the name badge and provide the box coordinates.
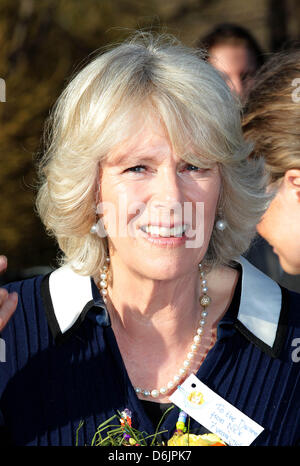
[169,374,264,446]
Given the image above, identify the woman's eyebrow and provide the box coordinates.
[108,151,162,167]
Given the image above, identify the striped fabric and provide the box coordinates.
[0,271,299,446]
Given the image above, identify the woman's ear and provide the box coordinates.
[284,169,300,202]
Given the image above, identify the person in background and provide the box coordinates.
[243,49,300,292]
[198,23,264,102]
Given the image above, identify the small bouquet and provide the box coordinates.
[167,411,226,446]
[76,407,226,446]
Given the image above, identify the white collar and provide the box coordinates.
[48,256,283,351]
[236,256,282,348]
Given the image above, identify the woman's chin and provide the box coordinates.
[131,259,192,282]
[274,249,300,275]
[278,257,300,275]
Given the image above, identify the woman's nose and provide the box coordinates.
[151,167,184,210]
[227,75,243,97]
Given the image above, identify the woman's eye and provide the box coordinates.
[124,165,146,173]
[186,164,200,171]
[184,164,207,172]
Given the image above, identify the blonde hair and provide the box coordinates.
[243,49,300,185]
[36,32,268,276]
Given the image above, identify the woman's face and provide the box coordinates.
[209,44,257,101]
[257,173,300,275]
[98,115,221,281]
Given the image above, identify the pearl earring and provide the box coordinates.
[215,219,227,231]
[90,218,107,238]
[98,256,110,304]
[90,223,98,234]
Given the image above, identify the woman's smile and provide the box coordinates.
[138,222,188,248]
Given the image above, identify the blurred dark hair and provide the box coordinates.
[198,23,264,68]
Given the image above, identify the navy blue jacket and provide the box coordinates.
[0,258,299,446]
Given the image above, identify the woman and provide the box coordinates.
[243,50,300,288]
[0,33,299,446]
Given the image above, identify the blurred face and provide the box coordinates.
[257,173,300,274]
[209,44,257,100]
[98,115,221,281]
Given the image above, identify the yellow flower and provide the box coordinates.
[167,432,226,446]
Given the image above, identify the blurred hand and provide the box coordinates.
[0,256,17,332]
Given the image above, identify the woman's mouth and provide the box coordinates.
[140,224,187,237]
[139,224,188,247]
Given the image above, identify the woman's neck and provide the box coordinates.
[104,257,238,346]
[106,261,201,346]
[102,259,239,402]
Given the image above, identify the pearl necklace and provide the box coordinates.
[97,259,211,399]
